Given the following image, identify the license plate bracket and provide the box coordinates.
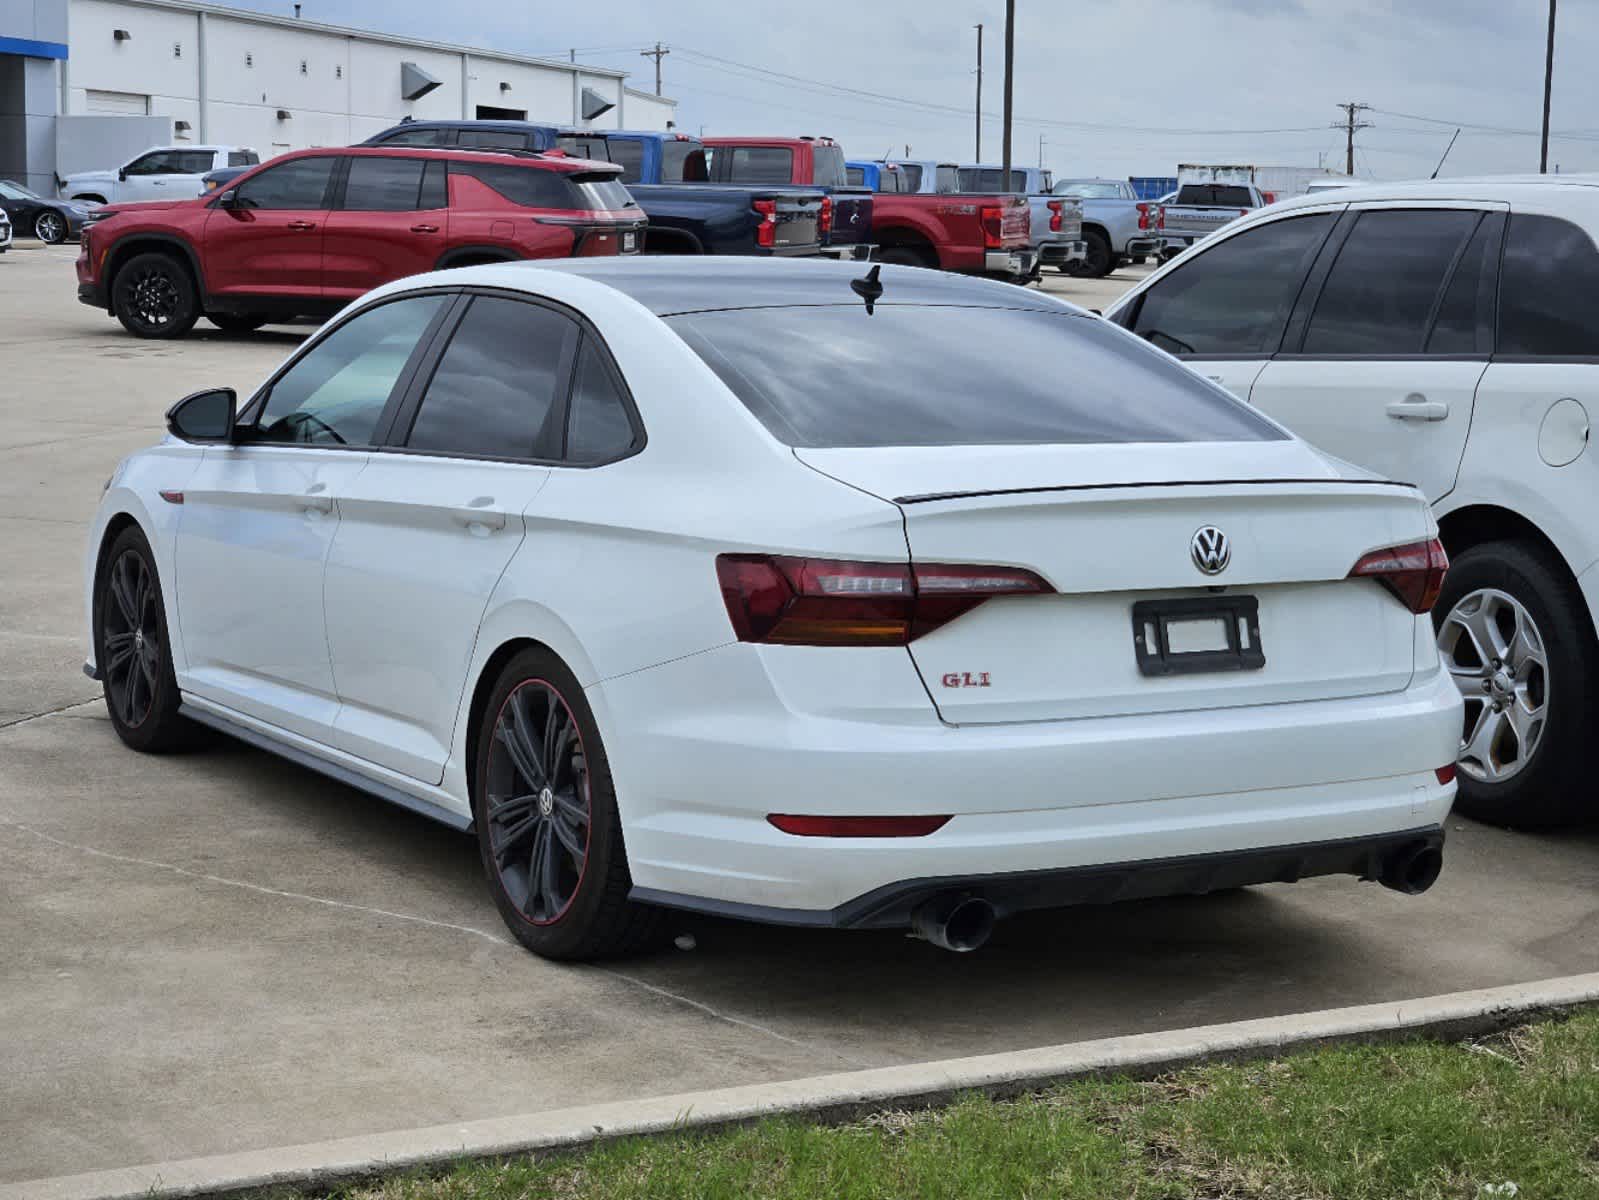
[1131,595,1265,677]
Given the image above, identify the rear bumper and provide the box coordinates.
[633,825,1447,929]
[984,247,1038,275]
[592,644,1463,919]
[1040,239,1087,266]
[815,242,875,262]
[1125,236,1162,256]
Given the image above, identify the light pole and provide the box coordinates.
[1540,0,1557,173]
[973,23,983,161]
[1000,0,1014,182]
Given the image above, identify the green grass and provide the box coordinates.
[313,1011,1599,1200]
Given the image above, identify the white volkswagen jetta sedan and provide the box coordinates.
[85,258,1461,959]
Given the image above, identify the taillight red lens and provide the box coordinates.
[1348,538,1449,614]
[716,554,1052,646]
[768,814,951,837]
[1435,764,1457,786]
[753,198,777,248]
[1136,201,1151,231]
[979,205,1004,249]
[819,195,833,234]
[1047,199,1063,232]
[1157,206,1166,230]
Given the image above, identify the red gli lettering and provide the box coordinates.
[941,672,993,688]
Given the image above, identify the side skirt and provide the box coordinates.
[178,700,473,832]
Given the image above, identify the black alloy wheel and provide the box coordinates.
[34,210,67,244]
[484,679,593,926]
[95,525,193,752]
[112,252,200,338]
[474,648,660,960]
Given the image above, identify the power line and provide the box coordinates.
[669,45,1330,137]
[1370,107,1599,141]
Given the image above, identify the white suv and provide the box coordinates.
[58,145,259,205]
[1108,176,1599,829]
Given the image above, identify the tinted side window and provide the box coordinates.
[897,164,922,190]
[934,166,959,193]
[406,297,576,459]
[255,296,444,446]
[228,151,258,167]
[661,140,705,182]
[557,136,609,160]
[448,161,576,207]
[566,339,637,463]
[1301,210,1477,356]
[726,147,793,184]
[342,156,426,212]
[1427,213,1502,355]
[1498,214,1599,357]
[235,156,336,209]
[377,127,452,147]
[1131,213,1335,355]
[459,129,529,150]
[811,146,846,188]
[418,160,447,209]
[604,139,644,184]
[845,167,864,187]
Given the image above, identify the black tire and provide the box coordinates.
[112,251,199,339]
[34,210,68,244]
[1433,540,1597,829]
[207,312,270,334]
[876,245,936,269]
[1079,229,1114,278]
[473,648,661,960]
[94,525,196,753]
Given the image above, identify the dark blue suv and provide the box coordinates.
[363,119,560,153]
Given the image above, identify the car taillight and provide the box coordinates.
[768,814,952,837]
[819,195,833,235]
[1136,202,1151,231]
[716,554,1053,646]
[979,205,1005,249]
[1156,205,1165,230]
[1347,538,1449,614]
[753,198,777,248]
[1047,199,1063,232]
[1435,764,1457,786]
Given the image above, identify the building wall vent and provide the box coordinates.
[581,87,615,122]
[400,62,442,102]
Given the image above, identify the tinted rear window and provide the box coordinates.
[1176,184,1255,206]
[958,168,1027,192]
[571,175,634,211]
[661,139,706,182]
[811,144,847,188]
[724,146,792,184]
[897,164,923,190]
[846,166,865,186]
[668,306,1284,448]
[449,162,629,210]
[603,139,645,183]
[1498,213,1599,357]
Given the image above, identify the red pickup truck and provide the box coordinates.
[870,192,1035,281]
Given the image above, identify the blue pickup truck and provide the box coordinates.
[557,130,829,257]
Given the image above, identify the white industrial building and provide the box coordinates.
[1,0,676,194]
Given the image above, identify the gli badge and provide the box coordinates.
[1190,526,1231,575]
[941,672,991,688]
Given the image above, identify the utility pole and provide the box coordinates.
[1333,101,1371,176]
[1038,132,1045,169]
[1540,0,1557,173]
[641,42,668,96]
[973,23,983,161]
[1001,0,1015,182]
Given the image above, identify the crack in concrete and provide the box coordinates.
[0,698,101,730]
[0,813,847,1063]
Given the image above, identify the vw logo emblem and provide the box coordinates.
[1191,526,1231,575]
[538,787,554,817]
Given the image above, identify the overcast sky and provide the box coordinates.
[222,0,1599,180]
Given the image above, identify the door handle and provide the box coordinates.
[1386,394,1450,422]
[300,484,334,515]
[286,220,317,232]
[410,223,440,234]
[451,499,508,533]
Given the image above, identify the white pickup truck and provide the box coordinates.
[58,145,259,205]
[1157,181,1269,259]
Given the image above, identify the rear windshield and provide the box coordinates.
[1176,184,1255,206]
[958,168,1028,192]
[1055,181,1123,198]
[897,164,923,190]
[661,139,707,182]
[668,305,1284,448]
[450,162,632,210]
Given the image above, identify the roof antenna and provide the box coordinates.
[851,263,884,314]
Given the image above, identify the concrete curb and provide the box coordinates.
[11,971,1599,1200]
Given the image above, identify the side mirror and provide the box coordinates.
[118,168,129,182]
[166,388,237,444]
[217,189,240,209]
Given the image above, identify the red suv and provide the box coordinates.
[76,146,645,338]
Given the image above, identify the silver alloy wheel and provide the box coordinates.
[34,211,66,244]
[1437,587,1549,782]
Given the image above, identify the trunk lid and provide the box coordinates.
[769,191,822,250]
[796,443,1429,724]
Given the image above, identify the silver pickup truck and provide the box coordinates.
[1049,178,1163,278]
[1157,181,1269,259]
[956,164,1086,279]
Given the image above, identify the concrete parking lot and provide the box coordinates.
[2,244,1597,1187]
